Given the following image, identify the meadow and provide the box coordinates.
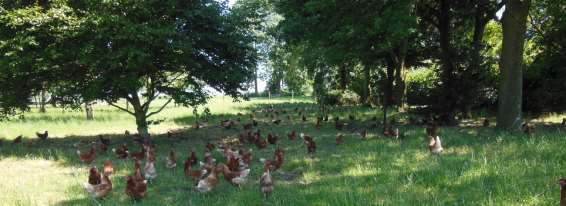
[0,97,565,206]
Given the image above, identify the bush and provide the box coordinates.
[406,68,438,106]
[323,90,360,106]
[340,90,361,105]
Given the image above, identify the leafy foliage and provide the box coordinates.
[0,1,258,134]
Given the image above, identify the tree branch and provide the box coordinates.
[142,91,159,112]
[107,101,135,116]
[146,98,173,118]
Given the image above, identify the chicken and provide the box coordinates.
[77,143,97,164]
[196,165,219,193]
[301,133,316,154]
[36,131,48,140]
[13,135,22,144]
[254,133,267,149]
[559,178,566,206]
[267,133,278,145]
[144,156,157,182]
[221,120,234,129]
[522,122,534,135]
[227,155,240,172]
[272,148,284,171]
[260,162,274,199]
[99,142,108,152]
[238,133,247,144]
[88,166,102,185]
[336,134,344,145]
[428,136,444,155]
[300,133,313,142]
[184,159,205,181]
[360,129,368,140]
[112,143,129,159]
[203,149,217,166]
[206,142,216,151]
[193,121,201,130]
[246,131,255,143]
[288,130,296,141]
[84,174,112,199]
[218,163,250,187]
[383,124,400,139]
[483,118,490,127]
[335,118,344,130]
[243,123,253,130]
[125,175,147,200]
[129,143,147,160]
[99,135,110,148]
[166,149,177,169]
[188,150,198,167]
[238,148,253,168]
[167,131,177,138]
[426,121,438,137]
[133,160,144,182]
[103,160,113,176]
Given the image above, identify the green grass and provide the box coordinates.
[0,97,565,205]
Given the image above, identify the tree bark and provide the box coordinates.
[39,89,47,113]
[361,65,371,105]
[383,57,396,126]
[497,0,530,130]
[339,63,348,90]
[85,101,94,120]
[129,93,150,138]
[393,39,408,112]
[254,67,259,94]
[461,0,491,118]
[437,0,458,125]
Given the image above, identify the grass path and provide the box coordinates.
[0,97,565,205]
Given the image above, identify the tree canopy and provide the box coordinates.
[0,0,258,136]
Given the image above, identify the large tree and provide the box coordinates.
[0,0,257,136]
[274,0,417,107]
[496,0,530,130]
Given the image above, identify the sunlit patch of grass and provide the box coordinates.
[0,158,84,206]
[342,164,377,177]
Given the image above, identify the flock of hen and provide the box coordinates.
[3,109,566,205]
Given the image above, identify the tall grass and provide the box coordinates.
[0,97,565,205]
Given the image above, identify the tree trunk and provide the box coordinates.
[394,39,408,112]
[313,67,326,105]
[437,0,458,125]
[383,57,396,126]
[339,63,348,90]
[85,101,94,120]
[497,0,530,130]
[39,89,47,113]
[461,0,490,119]
[130,93,150,138]
[254,67,259,94]
[361,65,371,105]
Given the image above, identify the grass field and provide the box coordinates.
[1,97,565,205]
